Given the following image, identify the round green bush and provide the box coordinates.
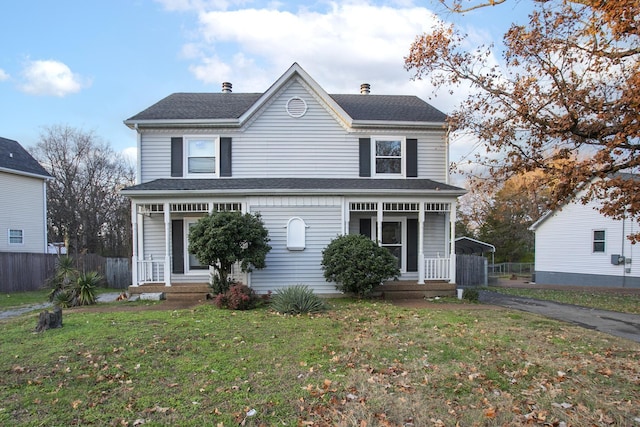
[321,234,400,297]
[270,285,327,314]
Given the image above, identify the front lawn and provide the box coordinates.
[1,300,638,426]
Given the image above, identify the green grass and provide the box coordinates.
[0,287,116,310]
[489,286,640,314]
[1,299,639,426]
[0,289,51,308]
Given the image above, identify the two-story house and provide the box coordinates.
[122,63,465,295]
[0,137,52,253]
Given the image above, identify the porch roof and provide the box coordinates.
[122,177,466,197]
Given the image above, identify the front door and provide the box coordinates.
[371,217,406,273]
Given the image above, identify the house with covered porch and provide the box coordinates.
[121,63,465,296]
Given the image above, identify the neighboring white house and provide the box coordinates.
[530,175,640,288]
[0,137,52,253]
[121,63,465,294]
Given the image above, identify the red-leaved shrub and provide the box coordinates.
[214,284,259,310]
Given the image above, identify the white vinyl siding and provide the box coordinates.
[140,134,171,182]
[137,80,448,182]
[248,196,343,294]
[0,172,47,253]
[534,196,638,278]
[141,216,165,262]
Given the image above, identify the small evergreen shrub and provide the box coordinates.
[270,285,327,314]
[321,234,400,297]
[462,288,479,302]
[214,284,260,310]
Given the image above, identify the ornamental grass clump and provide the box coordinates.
[270,285,327,314]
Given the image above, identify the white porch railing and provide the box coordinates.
[424,257,451,281]
[137,259,165,284]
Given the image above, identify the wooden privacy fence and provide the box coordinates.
[0,253,132,292]
[456,254,487,287]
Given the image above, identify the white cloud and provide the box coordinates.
[19,59,91,97]
[181,3,444,95]
[0,69,9,81]
[122,146,138,164]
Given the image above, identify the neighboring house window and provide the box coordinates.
[593,230,605,253]
[373,137,404,176]
[186,136,218,176]
[9,229,24,244]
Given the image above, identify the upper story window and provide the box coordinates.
[593,230,605,253]
[186,136,218,176]
[9,229,24,244]
[373,137,405,177]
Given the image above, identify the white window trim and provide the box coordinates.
[372,136,406,178]
[370,216,407,273]
[185,218,209,274]
[592,229,606,253]
[184,135,220,178]
[8,229,24,245]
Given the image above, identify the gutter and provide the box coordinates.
[120,188,467,198]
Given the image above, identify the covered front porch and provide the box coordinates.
[129,196,457,291]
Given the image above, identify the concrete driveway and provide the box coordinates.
[479,290,640,343]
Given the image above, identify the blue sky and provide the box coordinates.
[0,0,534,163]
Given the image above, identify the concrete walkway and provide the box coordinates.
[0,292,122,320]
[479,290,640,343]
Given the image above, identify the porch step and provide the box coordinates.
[375,280,456,300]
[128,283,211,301]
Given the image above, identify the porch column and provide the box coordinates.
[418,202,425,284]
[376,202,383,244]
[343,197,349,235]
[131,201,139,287]
[163,202,172,286]
[449,200,457,285]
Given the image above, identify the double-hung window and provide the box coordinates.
[373,137,404,177]
[186,136,218,176]
[593,230,605,253]
[9,229,24,245]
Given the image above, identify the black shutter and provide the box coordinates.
[359,218,372,239]
[406,138,418,177]
[171,137,183,177]
[220,137,232,177]
[359,138,371,177]
[171,220,184,274]
[407,218,418,272]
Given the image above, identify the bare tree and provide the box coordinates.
[31,125,135,256]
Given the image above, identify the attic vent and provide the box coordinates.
[286,97,307,118]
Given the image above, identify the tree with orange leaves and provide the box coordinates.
[406,0,640,240]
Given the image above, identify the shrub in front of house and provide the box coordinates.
[214,284,260,310]
[321,234,400,298]
[270,284,327,314]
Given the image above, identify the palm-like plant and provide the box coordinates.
[73,271,102,306]
[47,256,78,302]
[46,256,102,307]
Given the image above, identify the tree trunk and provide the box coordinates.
[35,307,63,332]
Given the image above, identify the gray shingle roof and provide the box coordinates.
[329,94,446,122]
[126,93,446,123]
[127,93,263,121]
[122,178,464,194]
[0,137,51,178]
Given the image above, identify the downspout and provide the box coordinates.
[43,180,48,253]
[135,123,142,185]
[622,212,627,288]
[445,124,451,185]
